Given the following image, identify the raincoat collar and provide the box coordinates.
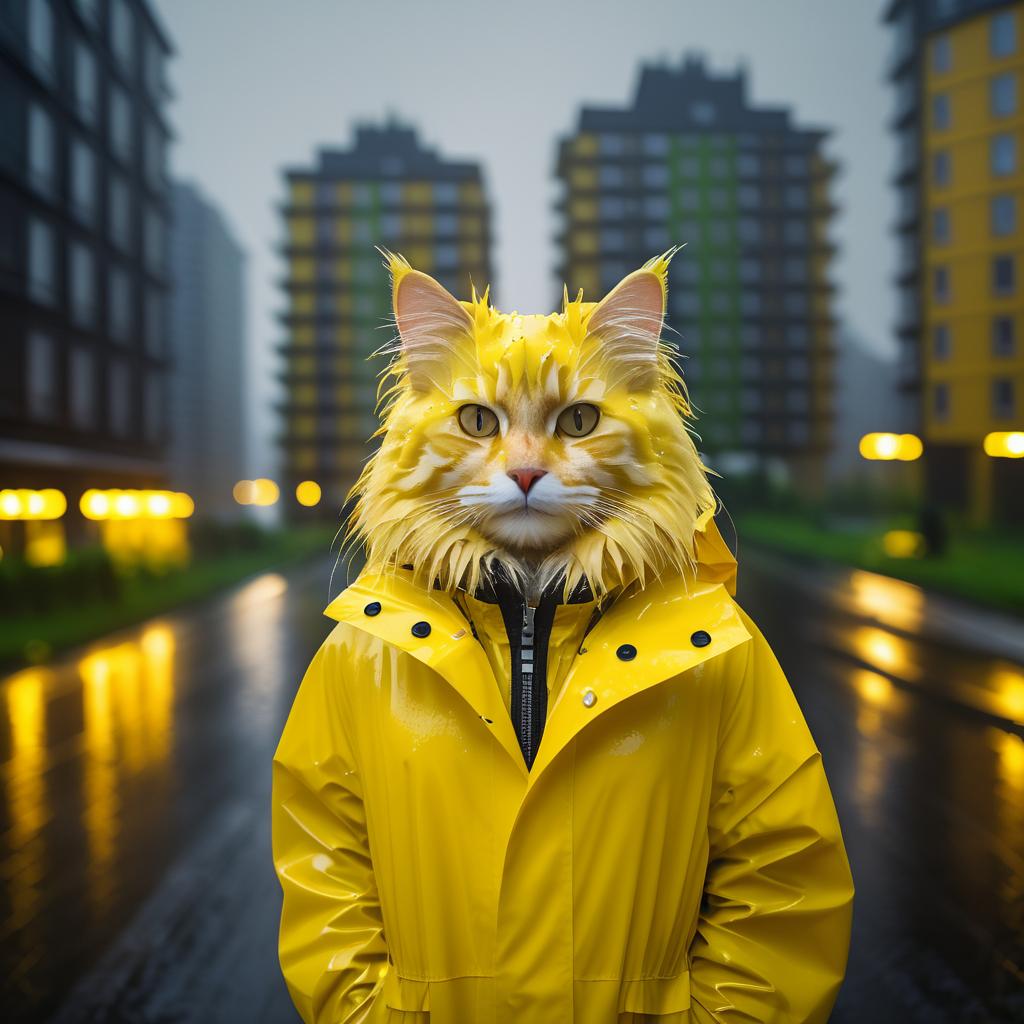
[324,512,747,786]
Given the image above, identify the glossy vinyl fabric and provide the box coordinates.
[272,519,855,1023]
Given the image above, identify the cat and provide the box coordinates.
[342,248,715,604]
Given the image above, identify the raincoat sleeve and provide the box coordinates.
[272,629,390,1024]
[689,605,855,1024]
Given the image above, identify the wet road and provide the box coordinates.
[1,551,1022,1023]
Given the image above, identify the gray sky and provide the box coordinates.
[154,0,895,476]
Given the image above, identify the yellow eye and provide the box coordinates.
[457,404,499,438]
[557,403,600,438]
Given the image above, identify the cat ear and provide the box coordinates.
[391,263,473,393]
[585,266,666,390]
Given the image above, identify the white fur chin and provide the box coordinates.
[481,509,575,551]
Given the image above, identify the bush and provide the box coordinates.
[0,546,121,614]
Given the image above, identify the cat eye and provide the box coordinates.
[556,403,600,438]
[457,404,499,438]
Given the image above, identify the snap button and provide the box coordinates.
[582,689,597,708]
[691,629,711,648]
[616,643,637,661]
[364,601,381,616]
[411,620,431,638]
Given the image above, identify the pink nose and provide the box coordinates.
[508,468,547,495]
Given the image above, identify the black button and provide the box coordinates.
[616,643,637,661]
[411,621,431,638]
[691,630,711,648]
[363,601,382,616]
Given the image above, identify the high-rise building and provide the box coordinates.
[168,181,247,519]
[555,55,838,486]
[0,0,174,540]
[886,0,1023,522]
[277,122,493,513]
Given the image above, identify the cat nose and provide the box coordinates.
[508,468,547,495]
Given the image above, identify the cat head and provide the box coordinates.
[343,249,715,599]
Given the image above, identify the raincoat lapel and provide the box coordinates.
[324,569,530,776]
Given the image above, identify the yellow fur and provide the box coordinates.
[342,250,716,600]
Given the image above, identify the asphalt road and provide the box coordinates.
[1,551,1021,1023]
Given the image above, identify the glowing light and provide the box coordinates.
[81,490,111,520]
[991,668,1024,725]
[984,431,1024,458]
[233,480,255,505]
[859,433,923,461]
[146,493,172,518]
[0,489,67,520]
[24,520,66,567]
[853,669,895,709]
[881,530,925,559]
[79,490,194,521]
[295,480,322,507]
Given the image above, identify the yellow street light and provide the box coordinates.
[252,479,280,506]
[983,431,1024,458]
[859,433,923,461]
[295,480,322,507]
[0,489,67,520]
[233,480,256,505]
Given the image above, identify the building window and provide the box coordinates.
[70,242,96,327]
[932,93,951,130]
[145,289,163,356]
[784,220,808,244]
[933,323,951,360]
[598,134,625,157]
[75,41,98,126]
[109,84,133,162]
[932,149,951,186]
[108,174,132,251]
[738,185,760,208]
[991,73,1017,117]
[144,121,165,189]
[27,103,55,197]
[932,35,952,73]
[991,133,1017,176]
[644,225,670,249]
[69,347,96,429]
[27,217,55,306]
[110,0,135,73]
[145,207,164,272]
[992,316,1015,357]
[933,382,950,423]
[108,263,132,342]
[144,373,163,442]
[991,11,1017,58]
[991,195,1016,236]
[932,207,951,244]
[708,187,729,211]
[678,187,699,211]
[992,378,1015,419]
[678,156,700,178]
[784,154,809,176]
[690,101,716,125]
[28,0,55,81]
[26,331,57,421]
[737,153,760,176]
[108,361,132,437]
[144,32,166,100]
[641,163,669,188]
[433,182,458,206]
[70,139,97,225]
[993,254,1016,295]
[934,265,951,303]
[642,134,669,157]
[784,186,808,210]
[737,218,761,243]
[598,164,625,188]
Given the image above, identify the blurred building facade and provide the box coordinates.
[555,55,838,490]
[886,0,1023,522]
[0,0,173,543]
[277,122,493,514]
[168,181,247,520]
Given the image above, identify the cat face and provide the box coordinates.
[346,251,714,598]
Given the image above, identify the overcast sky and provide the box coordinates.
[153,0,895,476]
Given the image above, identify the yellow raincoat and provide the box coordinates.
[272,517,854,1023]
